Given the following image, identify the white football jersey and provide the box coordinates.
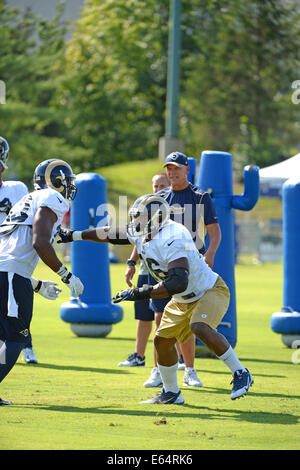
[0,180,28,224]
[0,188,69,278]
[128,220,218,303]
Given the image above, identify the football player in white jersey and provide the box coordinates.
[0,136,54,365]
[0,157,84,406]
[57,194,254,405]
[0,136,28,220]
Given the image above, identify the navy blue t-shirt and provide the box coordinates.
[157,183,218,254]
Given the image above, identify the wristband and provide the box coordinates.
[133,284,153,300]
[57,265,72,284]
[57,265,68,276]
[72,231,83,241]
[127,259,136,267]
[31,277,42,293]
[34,280,42,293]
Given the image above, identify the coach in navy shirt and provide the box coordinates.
[158,151,221,269]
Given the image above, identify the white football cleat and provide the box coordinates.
[22,348,38,364]
[143,367,163,388]
[183,367,203,387]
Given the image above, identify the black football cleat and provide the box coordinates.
[141,388,184,405]
[0,398,12,406]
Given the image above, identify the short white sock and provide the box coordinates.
[218,346,246,375]
[158,362,179,393]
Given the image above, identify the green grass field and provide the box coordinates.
[1,259,299,451]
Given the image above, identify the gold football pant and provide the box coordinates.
[156,277,230,344]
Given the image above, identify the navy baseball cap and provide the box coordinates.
[163,152,189,167]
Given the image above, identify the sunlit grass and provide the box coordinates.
[0,259,299,450]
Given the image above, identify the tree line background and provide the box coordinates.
[1,0,300,187]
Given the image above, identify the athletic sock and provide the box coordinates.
[218,346,246,375]
[0,341,23,383]
[157,362,179,393]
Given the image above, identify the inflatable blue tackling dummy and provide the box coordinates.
[60,173,123,337]
[270,178,300,348]
[196,151,259,352]
[187,157,197,184]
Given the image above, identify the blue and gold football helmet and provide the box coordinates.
[33,159,77,200]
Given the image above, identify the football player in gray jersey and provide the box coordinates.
[57,194,254,405]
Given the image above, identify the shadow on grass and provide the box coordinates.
[192,368,285,379]
[239,357,295,366]
[183,385,300,401]
[19,401,299,425]
[16,362,130,375]
[71,337,136,342]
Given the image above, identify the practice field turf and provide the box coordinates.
[0,260,299,450]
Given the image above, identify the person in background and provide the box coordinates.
[118,173,170,368]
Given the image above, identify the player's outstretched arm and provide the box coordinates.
[57,226,131,245]
[57,226,110,243]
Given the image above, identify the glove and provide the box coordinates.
[0,198,12,215]
[31,278,62,300]
[112,285,153,303]
[57,265,84,297]
[57,228,74,244]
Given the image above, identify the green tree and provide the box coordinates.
[58,0,169,168]
[0,1,87,186]
[1,0,299,182]
[180,0,300,173]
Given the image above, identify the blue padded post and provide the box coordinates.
[60,173,123,337]
[271,178,300,347]
[197,151,259,348]
[187,157,197,184]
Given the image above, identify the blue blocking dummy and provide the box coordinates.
[60,173,123,337]
[270,178,300,347]
[197,151,259,348]
[187,157,197,184]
